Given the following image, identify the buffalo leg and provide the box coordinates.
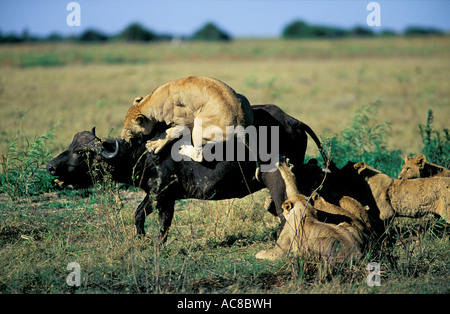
[260,170,287,225]
[157,200,175,243]
[135,194,153,236]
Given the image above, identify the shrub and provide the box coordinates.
[321,100,403,177]
[419,109,450,168]
[0,126,57,200]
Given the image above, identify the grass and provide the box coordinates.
[1,37,449,157]
[1,188,448,293]
[0,37,449,294]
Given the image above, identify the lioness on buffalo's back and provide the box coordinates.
[120,76,254,162]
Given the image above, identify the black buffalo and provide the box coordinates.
[47,105,326,241]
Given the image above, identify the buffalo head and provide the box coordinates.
[46,127,119,188]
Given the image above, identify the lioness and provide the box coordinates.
[121,76,254,162]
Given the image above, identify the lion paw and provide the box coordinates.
[255,249,279,261]
[146,140,164,154]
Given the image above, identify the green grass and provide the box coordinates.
[1,188,448,293]
[0,37,449,68]
[0,104,449,293]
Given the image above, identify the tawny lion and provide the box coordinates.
[121,76,253,162]
[354,161,450,222]
[398,154,450,179]
[256,159,365,262]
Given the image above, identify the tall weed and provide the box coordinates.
[0,126,57,200]
[419,109,450,168]
[321,100,403,177]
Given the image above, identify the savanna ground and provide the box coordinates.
[0,37,449,294]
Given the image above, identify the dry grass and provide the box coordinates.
[0,37,449,156]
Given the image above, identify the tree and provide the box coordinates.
[350,26,375,37]
[404,26,443,36]
[282,20,348,39]
[79,29,108,42]
[282,20,312,38]
[192,22,231,41]
[120,23,157,42]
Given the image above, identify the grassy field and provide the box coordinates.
[1,37,449,156]
[0,37,449,294]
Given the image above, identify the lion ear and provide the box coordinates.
[135,114,148,126]
[133,96,144,106]
[354,161,367,172]
[415,154,426,167]
[282,200,293,212]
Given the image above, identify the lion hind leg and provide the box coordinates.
[178,144,203,162]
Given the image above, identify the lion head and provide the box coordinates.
[121,96,155,142]
[398,155,425,179]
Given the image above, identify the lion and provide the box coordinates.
[354,161,450,222]
[120,76,253,162]
[398,154,450,179]
[256,159,365,262]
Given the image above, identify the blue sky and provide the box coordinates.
[1,0,449,38]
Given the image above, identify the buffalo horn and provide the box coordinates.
[101,139,119,159]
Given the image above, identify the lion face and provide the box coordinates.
[398,155,424,179]
[121,105,155,142]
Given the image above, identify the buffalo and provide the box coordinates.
[47,105,327,242]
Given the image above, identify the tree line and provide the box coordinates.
[0,20,445,44]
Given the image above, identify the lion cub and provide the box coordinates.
[121,76,253,162]
[354,161,450,222]
[398,154,450,179]
[256,159,364,262]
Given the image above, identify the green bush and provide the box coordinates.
[419,109,450,168]
[0,126,57,200]
[321,100,403,177]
